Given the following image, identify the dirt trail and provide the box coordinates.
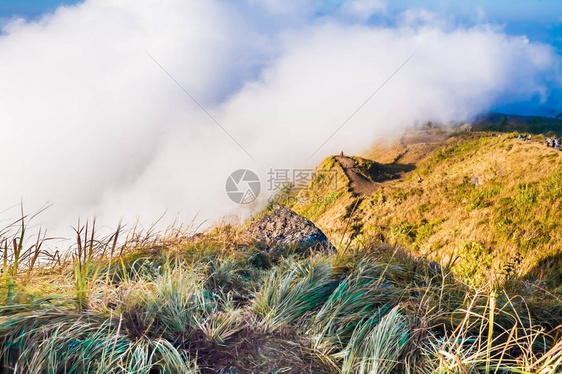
[335,156,377,196]
[336,131,449,196]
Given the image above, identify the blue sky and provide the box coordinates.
[1,0,561,118]
[3,0,562,52]
[0,0,82,19]
[4,0,562,54]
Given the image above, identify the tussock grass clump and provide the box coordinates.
[0,311,197,373]
[309,260,407,351]
[417,289,559,374]
[337,306,409,374]
[253,257,338,331]
[0,214,561,373]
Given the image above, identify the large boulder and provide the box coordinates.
[246,205,335,256]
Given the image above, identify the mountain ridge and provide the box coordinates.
[287,117,562,288]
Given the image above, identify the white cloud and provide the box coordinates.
[340,0,387,20]
[220,22,554,164]
[0,0,558,240]
[399,8,439,27]
[0,0,261,236]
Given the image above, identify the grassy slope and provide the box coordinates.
[1,221,561,373]
[1,117,562,373]
[290,130,562,289]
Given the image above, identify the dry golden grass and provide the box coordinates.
[290,131,562,289]
[1,126,561,372]
[0,212,560,373]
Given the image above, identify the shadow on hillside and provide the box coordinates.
[364,162,416,183]
[335,156,416,196]
[382,162,416,178]
[524,252,562,288]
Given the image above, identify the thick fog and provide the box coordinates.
[0,0,557,240]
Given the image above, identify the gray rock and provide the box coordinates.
[246,205,335,255]
[470,175,481,186]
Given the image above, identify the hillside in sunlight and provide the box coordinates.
[287,118,562,289]
[0,115,561,373]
